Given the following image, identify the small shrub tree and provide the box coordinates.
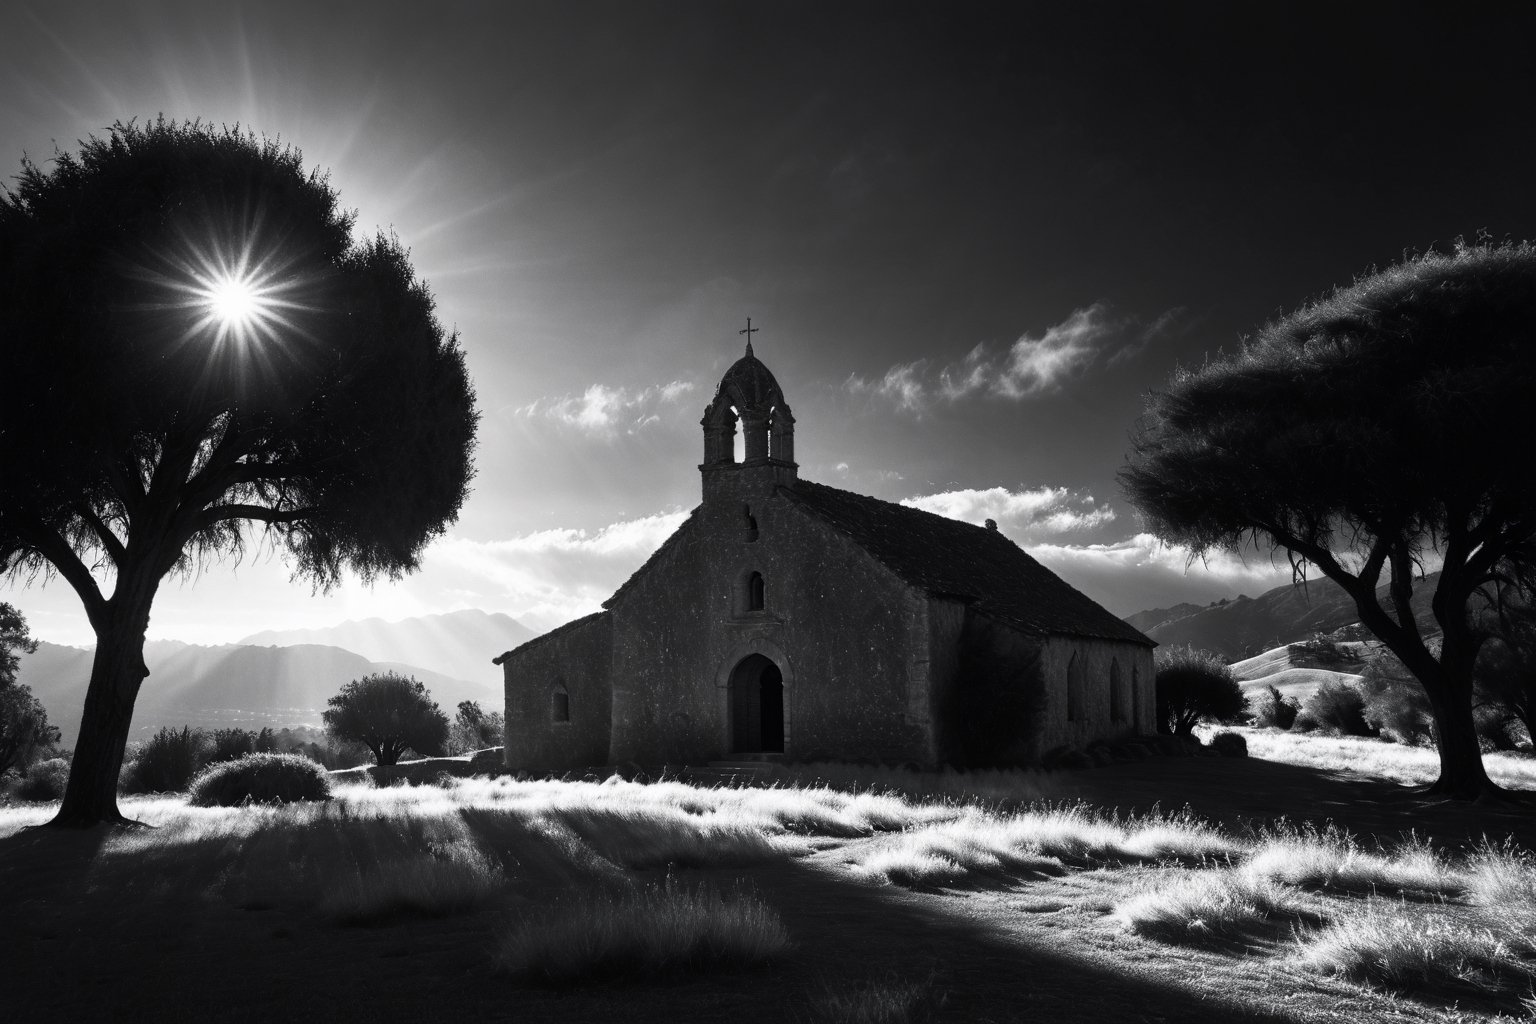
[0,603,57,777]
[208,728,257,763]
[1154,645,1246,736]
[1297,679,1374,737]
[322,673,449,766]
[1359,656,1435,746]
[188,752,331,806]
[447,700,505,754]
[1252,684,1301,730]
[17,757,70,802]
[120,726,209,794]
[0,683,61,777]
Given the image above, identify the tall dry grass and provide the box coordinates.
[494,877,789,983]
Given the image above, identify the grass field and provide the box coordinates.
[4,743,1536,1023]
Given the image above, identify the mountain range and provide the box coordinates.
[1127,571,1441,660]
[16,609,536,745]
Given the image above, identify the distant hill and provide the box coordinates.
[16,640,496,746]
[1123,602,1204,634]
[239,609,535,685]
[1230,641,1375,704]
[1126,572,1440,661]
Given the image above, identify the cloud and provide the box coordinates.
[430,509,690,630]
[847,303,1185,413]
[900,485,1115,539]
[516,380,697,435]
[1025,532,1297,616]
[846,361,930,413]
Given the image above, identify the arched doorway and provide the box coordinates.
[729,653,784,753]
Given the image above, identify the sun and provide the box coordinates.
[206,273,266,329]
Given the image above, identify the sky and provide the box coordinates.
[4,1,1535,648]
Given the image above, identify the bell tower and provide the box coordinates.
[700,323,797,503]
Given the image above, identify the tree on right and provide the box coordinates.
[1121,240,1536,799]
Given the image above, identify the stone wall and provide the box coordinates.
[500,613,612,772]
[1037,635,1155,752]
[607,484,935,765]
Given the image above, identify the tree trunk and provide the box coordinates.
[1423,679,1500,799]
[49,613,152,827]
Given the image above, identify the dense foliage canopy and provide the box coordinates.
[0,119,477,824]
[1153,645,1245,736]
[1122,239,1536,797]
[323,673,449,766]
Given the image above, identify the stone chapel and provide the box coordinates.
[494,339,1154,772]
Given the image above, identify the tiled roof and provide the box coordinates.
[783,480,1153,646]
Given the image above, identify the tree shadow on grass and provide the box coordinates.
[1058,755,1536,852]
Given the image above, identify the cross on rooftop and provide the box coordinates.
[739,317,758,357]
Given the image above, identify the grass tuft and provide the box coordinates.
[494,877,789,983]
[1116,869,1316,945]
[1245,827,1460,897]
[806,971,948,1024]
[1299,904,1536,1000]
[320,841,502,925]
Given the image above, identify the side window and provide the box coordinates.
[748,571,766,611]
[551,683,570,723]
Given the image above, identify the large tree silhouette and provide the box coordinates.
[0,119,477,825]
[1121,240,1536,800]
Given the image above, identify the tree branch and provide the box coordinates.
[8,514,109,631]
[73,503,127,566]
[197,504,320,529]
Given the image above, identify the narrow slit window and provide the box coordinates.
[551,684,570,723]
[748,571,765,611]
[1066,653,1084,722]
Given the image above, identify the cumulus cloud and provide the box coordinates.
[847,303,1184,413]
[900,486,1115,540]
[430,510,689,630]
[517,380,697,435]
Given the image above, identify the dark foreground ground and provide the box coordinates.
[4,756,1532,1024]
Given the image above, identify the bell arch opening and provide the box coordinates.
[728,653,784,753]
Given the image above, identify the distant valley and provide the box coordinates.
[17,609,536,745]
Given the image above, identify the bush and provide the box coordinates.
[1297,679,1374,737]
[188,752,333,807]
[16,756,70,801]
[446,701,505,755]
[1252,685,1301,730]
[207,728,257,763]
[120,726,209,794]
[1209,732,1248,758]
[1154,646,1246,735]
[1358,658,1434,745]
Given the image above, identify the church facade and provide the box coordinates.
[494,342,1154,772]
